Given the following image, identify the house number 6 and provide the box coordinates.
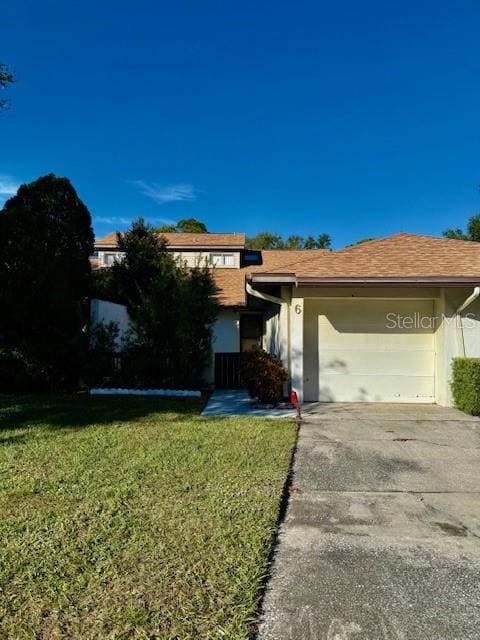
[295,304,302,314]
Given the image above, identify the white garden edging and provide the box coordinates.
[89,388,201,397]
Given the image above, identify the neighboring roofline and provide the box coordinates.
[167,244,245,250]
[94,243,245,250]
[335,232,480,252]
[249,274,480,287]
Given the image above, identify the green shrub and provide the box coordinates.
[85,321,120,387]
[241,348,288,405]
[107,219,219,389]
[451,358,480,415]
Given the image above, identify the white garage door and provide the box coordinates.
[304,299,435,403]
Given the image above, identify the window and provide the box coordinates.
[210,254,223,266]
[209,253,235,266]
[243,251,261,265]
[104,253,123,267]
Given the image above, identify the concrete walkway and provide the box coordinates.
[257,403,480,640]
[201,389,296,418]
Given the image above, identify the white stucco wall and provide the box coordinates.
[91,300,242,386]
[212,310,240,353]
[264,289,291,370]
[203,309,240,384]
[90,299,131,349]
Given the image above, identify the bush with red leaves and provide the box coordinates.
[241,348,288,405]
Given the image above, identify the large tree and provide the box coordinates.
[246,232,285,250]
[246,231,331,250]
[157,218,208,233]
[443,213,480,242]
[0,63,15,110]
[109,219,218,387]
[0,174,94,387]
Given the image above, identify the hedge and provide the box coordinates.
[241,349,288,405]
[451,357,480,415]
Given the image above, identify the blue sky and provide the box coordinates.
[1,1,479,248]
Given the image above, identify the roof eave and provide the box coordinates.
[248,273,298,285]
[297,276,480,287]
[95,244,245,251]
[250,274,480,287]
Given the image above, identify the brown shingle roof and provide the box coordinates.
[251,234,480,281]
[160,233,245,248]
[213,249,329,306]
[93,233,480,307]
[95,231,119,248]
[213,270,247,307]
[95,231,245,249]
[220,234,480,306]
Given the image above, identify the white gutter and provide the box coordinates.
[246,281,284,306]
[455,287,480,356]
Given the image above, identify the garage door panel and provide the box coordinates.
[304,298,436,403]
[319,349,434,377]
[318,299,435,327]
[319,373,435,403]
[318,329,435,350]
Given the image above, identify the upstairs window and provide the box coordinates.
[104,252,123,267]
[210,253,235,267]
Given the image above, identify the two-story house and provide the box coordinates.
[91,231,283,388]
[91,230,480,406]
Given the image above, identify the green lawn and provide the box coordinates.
[0,395,296,640]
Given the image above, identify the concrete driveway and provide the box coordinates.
[258,403,480,640]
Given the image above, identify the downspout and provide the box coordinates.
[455,287,480,356]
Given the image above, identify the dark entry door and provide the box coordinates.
[240,314,264,352]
